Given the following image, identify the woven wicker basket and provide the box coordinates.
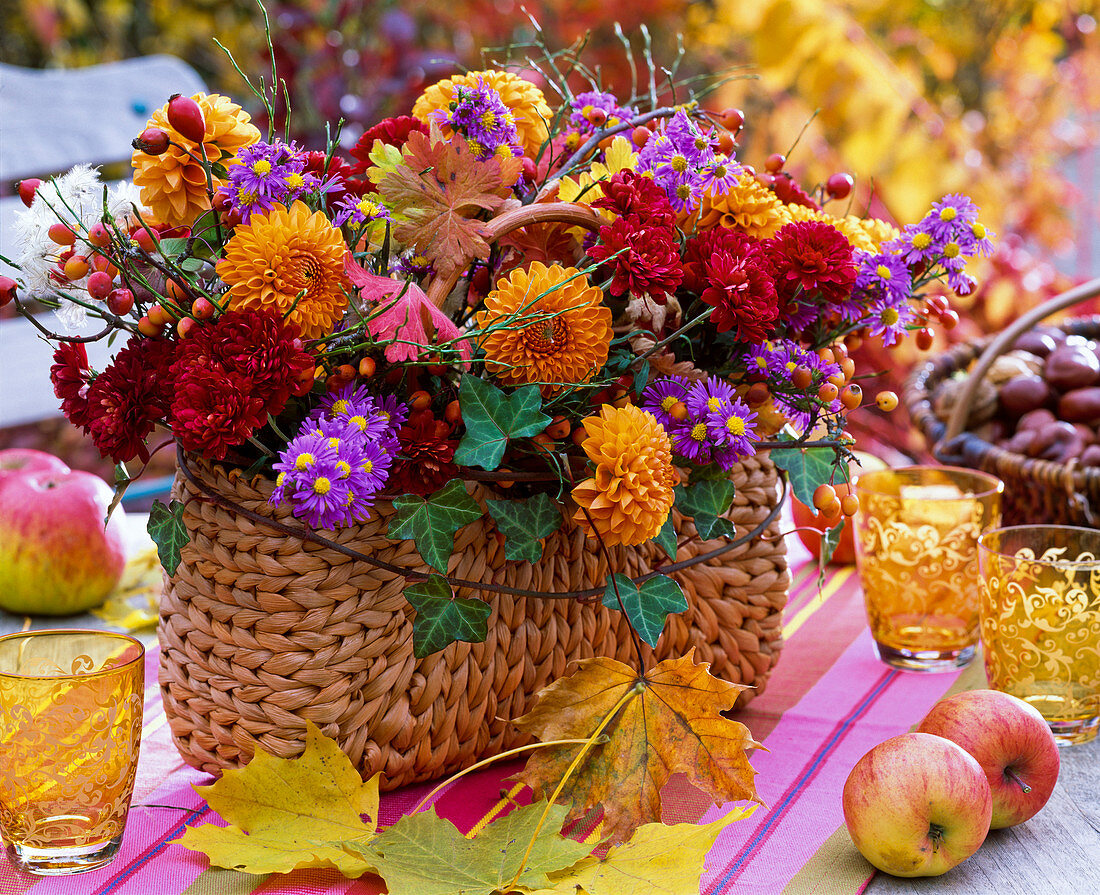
[158,453,789,789]
[905,279,1100,527]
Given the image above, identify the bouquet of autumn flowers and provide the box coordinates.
[3,43,992,625]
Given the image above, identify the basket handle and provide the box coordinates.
[424,201,604,308]
[942,276,1100,444]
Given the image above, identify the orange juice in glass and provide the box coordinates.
[978,525,1100,745]
[0,630,144,875]
[852,466,1003,672]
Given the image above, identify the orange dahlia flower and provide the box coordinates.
[216,201,350,341]
[131,93,259,227]
[412,70,552,158]
[571,404,676,547]
[475,262,612,395]
[692,173,787,239]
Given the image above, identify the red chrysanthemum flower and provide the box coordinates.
[588,215,683,300]
[681,228,762,295]
[170,367,267,461]
[172,309,313,417]
[592,170,676,230]
[50,341,95,431]
[349,115,428,177]
[765,221,856,306]
[85,337,176,464]
[390,412,458,497]
[302,150,362,203]
[699,251,778,343]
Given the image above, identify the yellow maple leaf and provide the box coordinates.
[92,547,162,631]
[520,809,756,895]
[512,651,764,845]
[171,721,381,877]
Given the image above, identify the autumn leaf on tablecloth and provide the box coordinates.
[601,573,687,648]
[91,547,162,631]
[171,721,381,877]
[453,377,551,471]
[388,479,484,572]
[485,491,562,563]
[348,801,591,895]
[147,498,188,575]
[404,573,492,657]
[376,123,522,281]
[512,651,763,845]
[768,433,848,508]
[345,256,472,364]
[522,808,756,895]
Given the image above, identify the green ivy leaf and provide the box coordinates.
[484,492,561,563]
[601,573,688,648]
[403,574,491,657]
[388,480,482,572]
[652,513,677,560]
[769,435,848,508]
[817,522,845,587]
[453,378,550,470]
[633,359,650,399]
[674,479,737,540]
[148,499,188,575]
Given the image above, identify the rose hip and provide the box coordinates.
[0,276,17,307]
[17,178,41,207]
[106,288,135,316]
[166,94,207,143]
[826,173,854,200]
[133,126,170,155]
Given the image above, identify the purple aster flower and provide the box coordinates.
[668,416,714,463]
[642,376,690,427]
[686,377,738,418]
[226,140,315,223]
[357,438,393,493]
[962,220,996,257]
[432,78,522,161]
[855,251,912,306]
[287,457,351,530]
[923,194,981,243]
[746,343,776,380]
[374,394,409,436]
[886,224,938,266]
[317,383,375,420]
[568,91,636,131]
[391,252,435,279]
[707,398,757,460]
[701,156,743,196]
[865,294,918,347]
[333,194,393,228]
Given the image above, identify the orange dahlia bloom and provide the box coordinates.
[571,404,676,547]
[692,173,787,239]
[216,201,350,341]
[412,70,552,158]
[475,262,612,395]
[131,93,259,227]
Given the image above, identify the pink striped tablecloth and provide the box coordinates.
[0,539,985,895]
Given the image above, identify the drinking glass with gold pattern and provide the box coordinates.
[0,630,144,875]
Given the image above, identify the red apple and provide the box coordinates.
[916,689,1060,829]
[0,450,127,615]
[0,448,72,478]
[842,732,992,877]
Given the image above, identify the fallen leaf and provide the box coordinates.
[92,546,162,631]
[523,808,756,895]
[171,721,381,877]
[512,652,763,844]
[377,123,522,280]
[354,801,591,895]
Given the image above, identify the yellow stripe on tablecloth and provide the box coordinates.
[178,867,268,895]
[465,783,526,838]
[782,566,856,640]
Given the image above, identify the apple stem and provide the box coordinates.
[1004,766,1032,794]
[928,822,946,852]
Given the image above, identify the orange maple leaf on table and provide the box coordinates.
[376,123,522,282]
[512,650,765,846]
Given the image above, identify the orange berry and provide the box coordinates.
[410,389,431,411]
[137,316,162,337]
[48,223,76,246]
[716,131,735,156]
[839,356,856,381]
[147,303,171,326]
[915,327,935,351]
[817,347,836,365]
[177,317,195,338]
[191,296,215,319]
[546,416,571,439]
[86,270,114,299]
[746,382,770,406]
[844,332,863,352]
[131,226,157,253]
[719,107,745,131]
[791,365,813,390]
[940,309,960,330]
[813,483,838,510]
[572,426,588,446]
[827,371,846,389]
[63,255,90,281]
[818,498,843,520]
[840,494,860,517]
[444,399,462,423]
[631,125,652,148]
[531,432,554,447]
[357,356,376,378]
[669,400,689,421]
[818,381,839,403]
[165,278,190,303]
[831,341,849,360]
[86,222,112,248]
[336,364,356,380]
[876,390,899,412]
[840,383,862,410]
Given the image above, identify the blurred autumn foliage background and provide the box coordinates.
[3,0,1099,464]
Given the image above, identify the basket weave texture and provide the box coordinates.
[158,455,789,790]
[905,316,1100,527]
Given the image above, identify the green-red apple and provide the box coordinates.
[842,732,992,877]
[0,451,127,615]
[916,689,1060,829]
